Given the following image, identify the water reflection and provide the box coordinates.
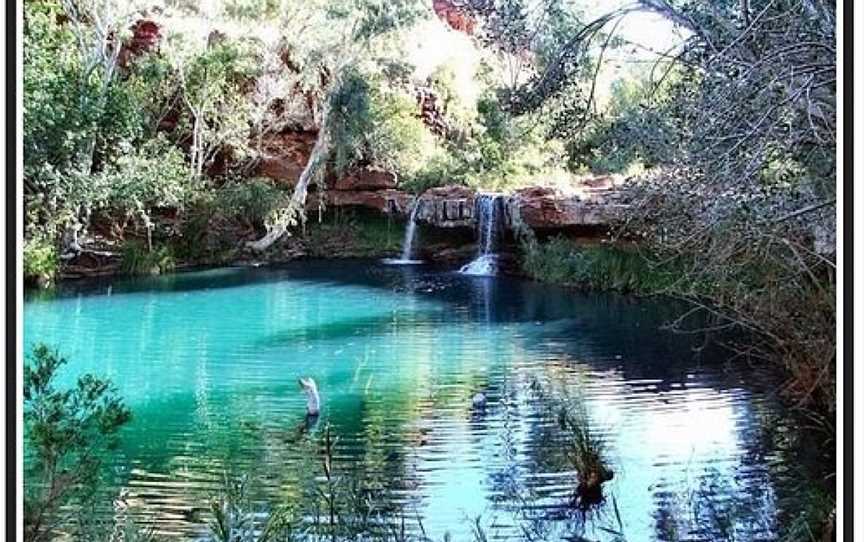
[25,261,789,540]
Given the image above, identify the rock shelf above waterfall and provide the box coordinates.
[510,185,628,229]
[253,131,627,231]
[415,185,477,228]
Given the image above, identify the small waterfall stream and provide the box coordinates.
[460,194,504,276]
[401,202,421,261]
[383,200,424,265]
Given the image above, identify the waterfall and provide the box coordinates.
[460,194,504,276]
[383,200,424,265]
[401,202,421,261]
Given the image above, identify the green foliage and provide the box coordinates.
[367,90,437,178]
[562,77,671,174]
[406,92,565,192]
[99,136,197,216]
[24,344,132,542]
[521,237,676,293]
[170,37,260,177]
[328,71,375,174]
[305,210,402,258]
[529,377,612,509]
[335,0,427,42]
[328,70,436,180]
[171,180,290,263]
[120,242,176,276]
[24,0,140,180]
[215,179,289,230]
[221,0,283,21]
[403,150,463,193]
[427,63,477,130]
[208,476,297,542]
[23,0,199,247]
[23,237,59,286]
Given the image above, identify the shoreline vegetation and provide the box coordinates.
[22,0,836,539]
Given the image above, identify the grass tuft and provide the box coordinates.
[521,237,676,294]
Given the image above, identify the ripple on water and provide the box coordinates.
[25,262,788,541]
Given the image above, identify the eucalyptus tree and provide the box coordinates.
[168,36,260,179]
[245,0,427,251]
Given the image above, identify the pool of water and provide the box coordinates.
[24,260,791,541]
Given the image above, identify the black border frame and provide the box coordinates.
[843,0,854,538]
[7,0,17,539]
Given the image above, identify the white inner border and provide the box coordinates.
[5,1,856,539]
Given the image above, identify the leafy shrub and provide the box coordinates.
[120,241,176,276]
[100,135,198,217]
[328,70,438,180]
[23,237,59,286]
[215,179,289,231]
[304,210,401,258]
[402,149,464,193]
[24,344,132,542]
[404,91,568,192]
[366,90,438,178]
[562,76,680,175]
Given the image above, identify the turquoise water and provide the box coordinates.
[25,260,788,540]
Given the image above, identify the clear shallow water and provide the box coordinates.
[25,260,788,541]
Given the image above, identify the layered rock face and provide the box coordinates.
[332,169,397,191]
[256,132,317,185]
[510,185,625,229]
[254,134,625,230]
[323,189,412,215]
[415,185,476,228]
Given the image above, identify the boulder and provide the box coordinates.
[255,132,316,185]
[511,186,621,229]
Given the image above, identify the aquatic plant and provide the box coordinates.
[208,475,297,542]
[528,377,614,509]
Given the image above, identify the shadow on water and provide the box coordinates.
[256,310,444,347]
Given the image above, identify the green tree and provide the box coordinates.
[170,37,260,179]
[246,0,426,251]
[24,344,132,542]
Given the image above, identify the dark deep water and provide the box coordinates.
[24,260,802,540]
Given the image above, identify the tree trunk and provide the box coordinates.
[246,113,331,252]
